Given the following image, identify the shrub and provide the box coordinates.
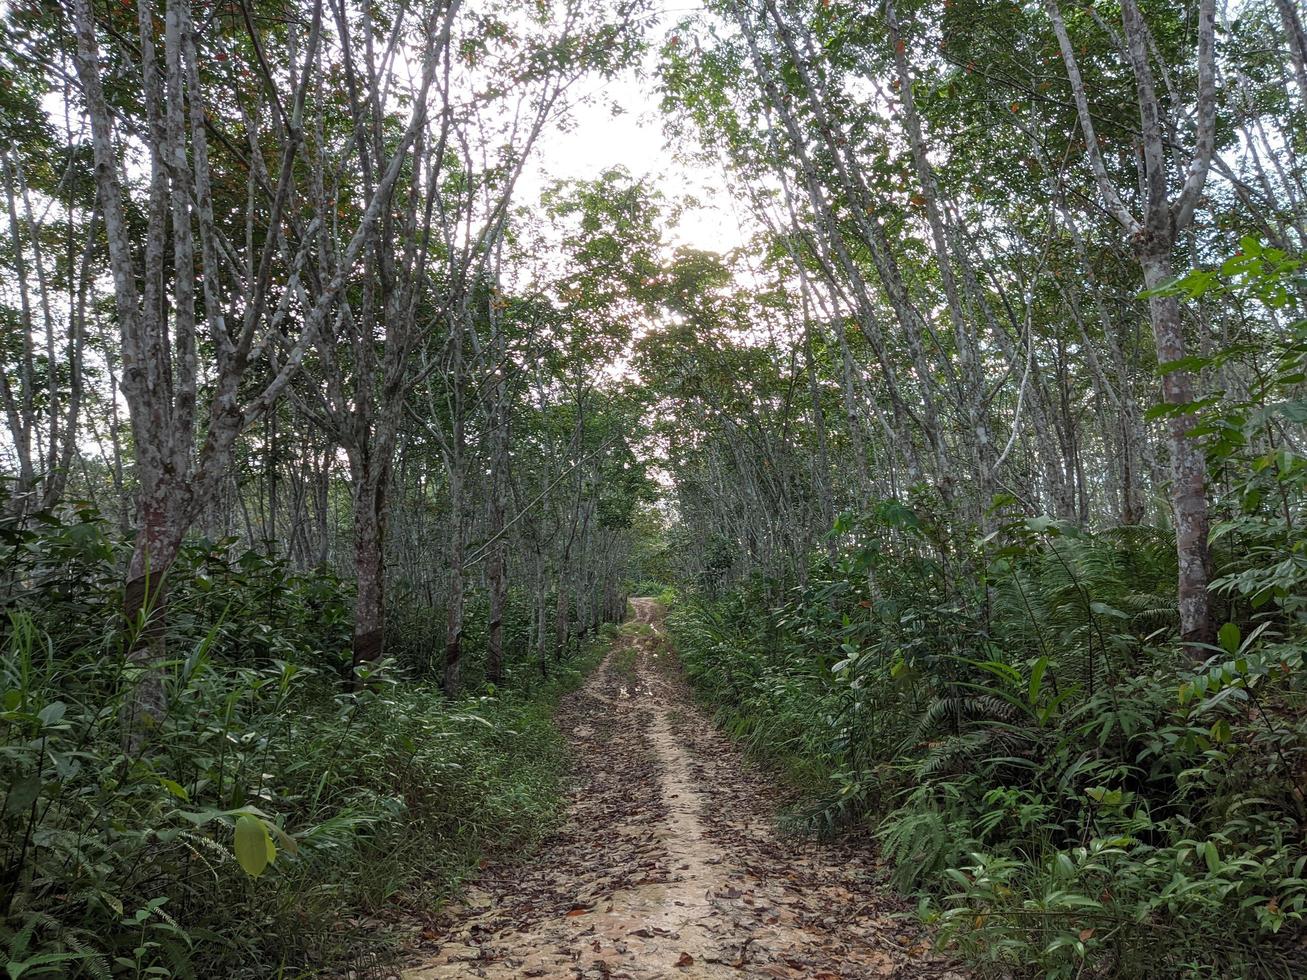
[0,504,587,976]
[671,509,1307,978]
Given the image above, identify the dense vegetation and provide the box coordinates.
[0,0,654,974]
[671,495,1307,977]
[0,492,615,975]
[1,0,1306,976]
[663,271,1307,977]
[644,1,1307,975]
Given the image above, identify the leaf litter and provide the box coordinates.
[401,599,966,979]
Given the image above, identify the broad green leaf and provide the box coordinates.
[1218,622,1241,656]
[235,815,271,877]
[36,702,65,726]
[158,778,189,802]
[5,775,41,815]
[1204,841,1221,874]
[1089,601,1127,619]
[7,952,93,978]
[267,822,299,857]
[1156,355,1212,375]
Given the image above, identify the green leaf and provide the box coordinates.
[989,492,1019,511]
[36,702,65,727]
[1025,515,1055,534]
[7,952,93,979]
[1218,622,1241,656]
[1204,841,1221,874]
[4,775,41,815]
[1028,657,1047,707]
[1156,354,1212,376]
[1089,601,1128,619]
[234,815,271,877]
[1270,400,1307,423]
[158,778,189,802]
[1220,253,1258,276]
[267,821,299,857]
[1144,395,1221,421]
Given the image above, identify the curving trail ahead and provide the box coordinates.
[402,599,965,980]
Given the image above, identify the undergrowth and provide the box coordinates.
[0,502,602,977]
[671,511,1307,978]
[670,261,1307,978]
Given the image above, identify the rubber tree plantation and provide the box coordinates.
[0,0,1304,977]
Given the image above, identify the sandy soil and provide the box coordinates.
[399,599,965,980]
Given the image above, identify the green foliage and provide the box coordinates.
[666,244,1307,976]
[672,501,1307,977]
[0,504,588,977]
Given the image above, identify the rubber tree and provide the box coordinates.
[1046,0,1219,646]
[68,0,434,738]
[289,0,451,680]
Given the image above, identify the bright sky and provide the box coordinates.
[517,6,753,258]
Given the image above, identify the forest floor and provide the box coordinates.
[399,599,966,980]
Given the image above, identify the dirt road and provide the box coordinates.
[402,599,963,979]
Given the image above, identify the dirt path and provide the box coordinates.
[401,599,963,979]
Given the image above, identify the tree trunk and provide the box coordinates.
[554,572,570,662]
[534,545,549,677]
[801,313,836,550]
[1275,0,1307,107]
[1138,245,1213,648]
[486,496,506,686]
[443,470,466,695]
[350,478,387,681]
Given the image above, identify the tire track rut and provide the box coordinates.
[401,599,964,979]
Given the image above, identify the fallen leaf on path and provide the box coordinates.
[396,607,968,979]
